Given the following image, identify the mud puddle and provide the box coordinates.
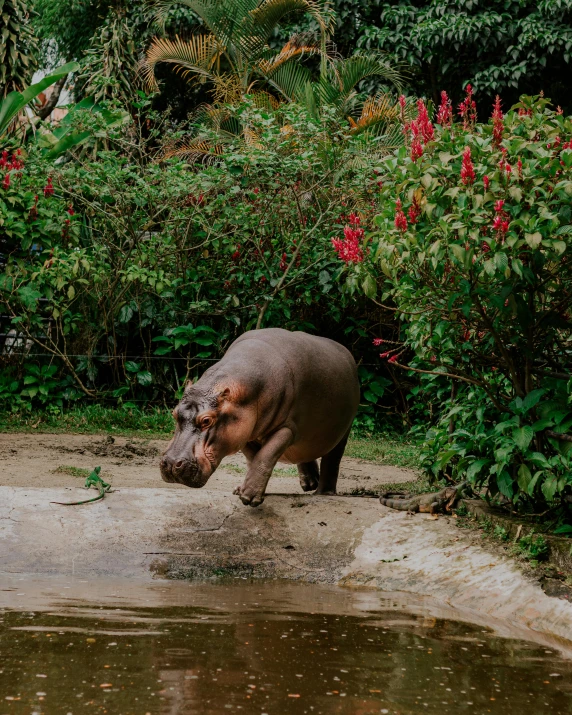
[54,435,159,460]
[1,580,571,714]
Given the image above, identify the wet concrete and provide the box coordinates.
[1,579,572,714]
[2,484,572,650]
[2,433,572,654]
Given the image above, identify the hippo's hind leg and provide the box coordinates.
[315,429,350,496]
[297,461,319,492]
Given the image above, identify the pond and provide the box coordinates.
[1,580,571,714]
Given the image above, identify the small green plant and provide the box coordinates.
[513,531,550,564]
[455,502,469,517]
[493,524,509,542]
[52,465,91,478]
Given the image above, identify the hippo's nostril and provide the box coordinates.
[174,459,185,470]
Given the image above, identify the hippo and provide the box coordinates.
[160,328,360,506]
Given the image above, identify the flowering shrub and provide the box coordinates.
[0,146,74,255]
[347,93,572,516]
[0,103,387,411]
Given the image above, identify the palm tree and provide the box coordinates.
[140,0,334,105]
[301,53,406,142]
[0,0,39,96]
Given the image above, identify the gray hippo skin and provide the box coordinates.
[160,328,360,506]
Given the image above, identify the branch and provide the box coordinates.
[546,430,572,443]
[37,75,68,121]
[389,360,506,412]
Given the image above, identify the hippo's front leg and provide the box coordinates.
[234,427,294,507]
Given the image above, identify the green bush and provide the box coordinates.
[344,92,572,516]
[0,101,395,418]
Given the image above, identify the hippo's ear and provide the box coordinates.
[216,386,231,402]
[184,379,193,393]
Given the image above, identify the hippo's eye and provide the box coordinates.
[199,415,212,429]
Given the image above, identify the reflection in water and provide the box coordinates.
[1,582,571,714]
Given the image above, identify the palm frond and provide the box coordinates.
[140,34,221,91]
[349,92,400,134]
[260,59,312,102]
[247,89,281,109]
[258,34,322,74]
[162,137,225,164]
[251,0,334,38]
[239,0,334,61]
[335,53,404,97]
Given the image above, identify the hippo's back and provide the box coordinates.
[225,329,359,458]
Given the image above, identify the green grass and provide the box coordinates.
[0,406,421,469]
[0,405,173,439]
[52,465,92,478]
[344,435,420,470]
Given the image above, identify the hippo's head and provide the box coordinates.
[160,381,245,487]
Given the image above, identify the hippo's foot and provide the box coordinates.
[314,489,336,496]
[233,484,265,507]
[297,461,319,492]
[299,474,319,492]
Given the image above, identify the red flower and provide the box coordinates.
[253,187,259,194]
[430,355,437,363]
[398,94,407,125]
[408,196,422,224]
[460,146,475,185]
[279,253,288,271]
[517,158,523,179]
[410,135,423,161]
[372,338,384,346]
[331,222,364,264]
[380,351,390,358]
[348,212,360,226]
[44,176,54,197]
[483,175,490,191]
[388,354,398,364]
[394,199,408,231]
[2,172,9,190]
[67,204,75,216]
[494,199,505,213]
[436,90,453,126]
[491,95,504,148]
[416,99,434,142]
[458,84,477,130]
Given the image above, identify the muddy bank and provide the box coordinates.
[2,432,572,650]
[0,432,415,490]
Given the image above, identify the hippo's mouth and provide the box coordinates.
[160,459,212,488]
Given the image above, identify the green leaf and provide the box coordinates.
[362,273,377,299]
[554,525,572,535]
[363,390,378,403]
[136,370,153,387]
[525,232,542,249]
[466,458,490,481]
[512,426,534,451]
[517,463,532,491]
[125,361,141,373]
[497,470,514,499]
[522,389,545,412]
[542,475,559,502]
[0,62,79,136]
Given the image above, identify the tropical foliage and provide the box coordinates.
[0,0,38,96]
[358,0,572,112]
[340,90,572,517]
[0,102,387,411]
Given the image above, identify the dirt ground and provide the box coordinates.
[0,432,416,492]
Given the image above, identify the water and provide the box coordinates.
[1,580,571,714]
